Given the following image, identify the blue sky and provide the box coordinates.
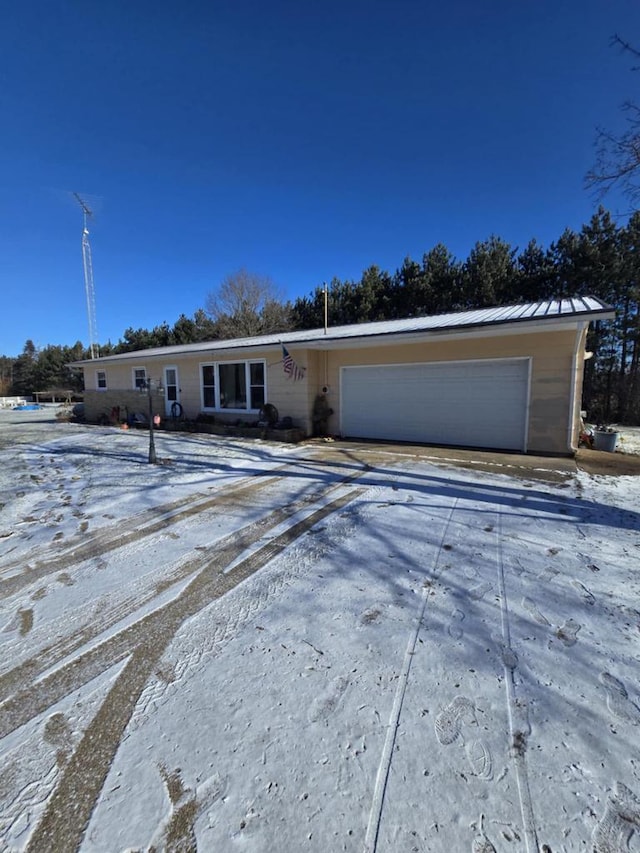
[1,0,638,357]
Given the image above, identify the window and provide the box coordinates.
[201,360,266,411]
[133,368,147,389]
[96,370,107,390]
[202,365,215,408]
[219,363,246,408]
[249,362,265,409]
[164,367,178,405]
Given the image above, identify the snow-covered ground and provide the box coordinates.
[617,428,640,455]
[0,410,639,852]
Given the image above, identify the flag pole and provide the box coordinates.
[323,282,328,335]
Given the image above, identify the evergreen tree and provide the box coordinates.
[421,244,461,314]
[617,213,640,421]
[0,356,14,396]
[517,239,555,302]
[460,236,518,308]
[5,206,639,422]
[11,340,37,396]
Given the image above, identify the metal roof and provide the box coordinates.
[73,297,615,365]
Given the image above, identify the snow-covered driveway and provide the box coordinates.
[1,416,639,852]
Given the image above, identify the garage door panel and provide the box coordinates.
[341,359,529,451]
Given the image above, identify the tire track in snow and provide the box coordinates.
[0,471,283,596]
[365,499,542,852]
[494,509,539,853]
[23,485,364,853]
[363,498,459,853]
[0,468,363,737]
[129,500,364,727]
[0,475,286,700]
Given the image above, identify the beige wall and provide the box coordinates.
[83,348,318,432]
[312,328,580,454]
[82,327,583,454]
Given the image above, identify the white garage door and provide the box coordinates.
[341,358,530,451]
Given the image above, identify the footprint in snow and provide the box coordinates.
[2,607,34,637]
[434,696,476,745]
[468,581,492,601]
[554,618,581,647]
[447,608,465,640]
[466,739,493,781]
[592,781,640,852]
[360,607,382,626]
[521,597,550,626]
[572,579,596,606]
[143,766,226,853]
[43,712,74,766]
[472,813,496,853]
[599,672,640,724]
[308,675,349,724]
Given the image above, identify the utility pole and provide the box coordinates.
[73,193,99,359]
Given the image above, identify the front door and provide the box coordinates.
[164,366,180,417]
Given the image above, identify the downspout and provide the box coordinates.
[568,322,588,454]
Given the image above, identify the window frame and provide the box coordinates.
[201,363,216,410]
[132,367,147,390]
[96,370,107,391]
[200,359,267,412]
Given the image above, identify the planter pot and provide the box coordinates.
[593,430,619,452]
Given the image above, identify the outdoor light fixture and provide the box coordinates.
[139,378,164,463]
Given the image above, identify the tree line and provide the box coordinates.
[3,207,639,424]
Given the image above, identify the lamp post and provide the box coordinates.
[139,378,163,463]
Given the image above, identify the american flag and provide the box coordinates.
[282,344,306,381]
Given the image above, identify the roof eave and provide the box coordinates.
[70,304,616,366]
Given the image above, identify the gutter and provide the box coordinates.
[568,322,588,454]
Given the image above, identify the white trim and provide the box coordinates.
[523,358,532,453]
[248,359,267,411]
[163,365,180,417]
[568,322,588,452]
[96,369,107,391]
[199,359,267,413]
[132,366,147,390]
[199,361,216,410]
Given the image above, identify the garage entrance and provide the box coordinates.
[340,358,530,451]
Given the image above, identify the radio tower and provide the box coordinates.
[73,193,99,359]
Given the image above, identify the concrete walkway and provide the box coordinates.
[302,437,640,480]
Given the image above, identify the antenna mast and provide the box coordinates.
[73,192,99,359]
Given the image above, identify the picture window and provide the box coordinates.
[201,360,266,411]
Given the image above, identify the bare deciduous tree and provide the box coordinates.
[205,268,291,339]
[586,35,640,206]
